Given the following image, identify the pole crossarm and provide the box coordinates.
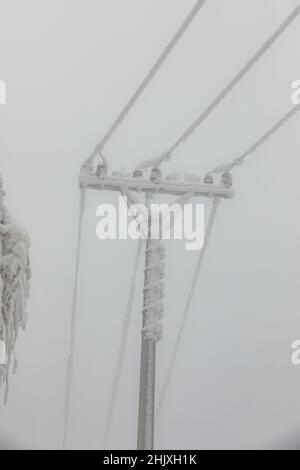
[79,174,234,199]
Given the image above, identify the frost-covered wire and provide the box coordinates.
[163,4,300,160]
[82,0,207,171]
[208,102,300,175]
[63,187,86,449]
[0,174,31,403]
[156,197,220,418]
[102,239,143,449]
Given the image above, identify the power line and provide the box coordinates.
[163,3,300,159]
[156,197,220,418]
[208,102,300,175]
[63,187,86,449]
[231,102,300,169]
[82,0,208,169]
[102,239,143,449]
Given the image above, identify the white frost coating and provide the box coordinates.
[0,174,31,403]
[136,153,171,172]
[142,240,165,342]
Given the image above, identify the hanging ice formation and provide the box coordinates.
[0,174,31,402]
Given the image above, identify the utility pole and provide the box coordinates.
[137,192,165,450]
[79,163,233,449]
[137,237,158,450]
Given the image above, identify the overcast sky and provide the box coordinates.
[1,0,300,449]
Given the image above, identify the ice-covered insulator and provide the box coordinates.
[150,167,162,183]
[96,163,108,178]
[204,174,214,184]
[133,169,144,179]
[221,171,232,188]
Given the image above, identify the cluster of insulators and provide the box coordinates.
[95,164,233,188]
[204,171,233,188]
[142,241,166,342]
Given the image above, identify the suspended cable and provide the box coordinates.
[208,102,300,175]
[162,4,300,160]
[156,197,220,418]
[82,0,207,170]
[102,239,143,449]
[63,187,87,450]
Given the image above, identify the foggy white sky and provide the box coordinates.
[1,0,300,449]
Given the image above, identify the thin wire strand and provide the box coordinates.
[230,102,300,170]
[166,3,300,157]
[63,187,86,450]
[83,0,207,168]
[102,239,143,449]
[208,102,300,175]
[156,197,220,418]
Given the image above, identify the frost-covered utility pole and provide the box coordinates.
[137,193,165,450]
[77,158,233,450]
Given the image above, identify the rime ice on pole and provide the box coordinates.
[0,174,31,403]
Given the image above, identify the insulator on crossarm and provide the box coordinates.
[150,167,162,183]
[221,171,232,188]
[204,174,214,184]
[96,163,108,178]
[133,169,144,179]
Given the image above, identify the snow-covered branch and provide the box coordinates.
[0,174,31,402]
